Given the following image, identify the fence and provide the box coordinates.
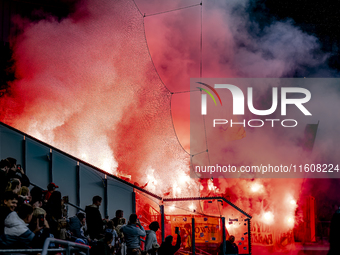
[0,238,90,255]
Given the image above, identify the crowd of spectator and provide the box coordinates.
[0,157,56,251]
[0,157,169,255]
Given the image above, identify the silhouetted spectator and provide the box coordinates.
[19,186,31,201]
[180,223,191,249]
[0,159,10,172]
[69,212,89,242]
[17,186,31,207]
[112,209,124,227]
[44,182,58,202]
[28,207,52,248]
[0,159,10,198]
[224,235,238,255]
[158,234,181,255]
[0,191,18,235]
[6,158,30,187]
[45,191,62,238]
[85,195,105,239]
[145,221,160,255]
[328,207,340,255]
[6,178,21,194]
[105,220,118,250]
[1,204,42,248]
[120,214,146,255]
[116,217,127,255]
[30,186,44,208]
[46,191,62,220]
[91,232,114,255]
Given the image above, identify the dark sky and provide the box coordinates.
[249,0,340,70]
[251,1,340,218]
[251,0,340,39]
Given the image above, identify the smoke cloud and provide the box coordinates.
[0,0,339,245]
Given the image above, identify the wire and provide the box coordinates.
[172,90,200,94]
[190,155,205,205]
[169,94,191,155]
[144,3,201,17]
[164,202,214,217]
[141,18,172,94]
[135,189,163,208]
[132,0,143,17]
[131,0,214,202]
[200,1,203,79]
[133,0,202,94]
[201,101,211,166]
[192,150,208,157]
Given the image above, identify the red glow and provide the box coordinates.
[0,1,335,249]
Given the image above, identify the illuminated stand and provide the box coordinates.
[135,190,253,255]
[0,122,253,254]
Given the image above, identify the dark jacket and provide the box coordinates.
[30,228,52,248]
[1,211,35,249]
[0,206,12,235]
[6,170,30,188]
[0,229,34,249]
[0,170,8,199]
[225,240,238,254]
[328,209,340,255]
[158,234,181,255]
[85,205,103,239]
[91,238,112,255]
[45,191,62,237]
[69,215,86,239]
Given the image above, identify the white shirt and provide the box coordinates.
[4,211,29,236]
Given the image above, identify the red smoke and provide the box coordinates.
[0,0,338,245]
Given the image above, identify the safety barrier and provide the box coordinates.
[0,238,89,255]
[41,238,90,255]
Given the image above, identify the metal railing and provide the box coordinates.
[65,201,86,212]
[30,182,86,215]
[0,238,90,255]
[42,238,90,255]
[0,248,65,254]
